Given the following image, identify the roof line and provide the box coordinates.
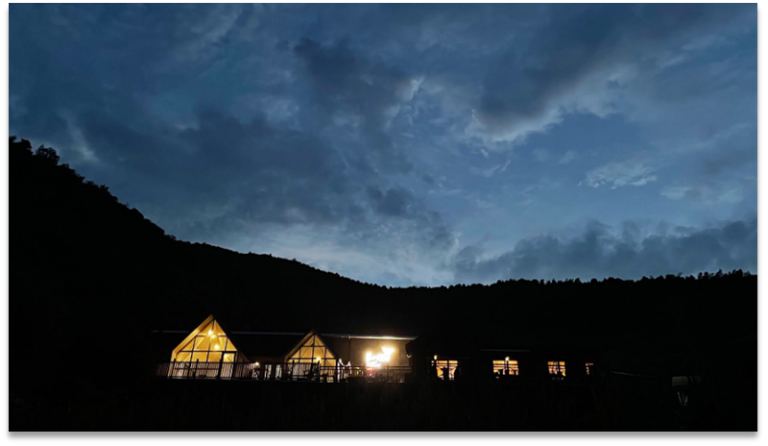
[480,348,531,352]
[154,329,418,340]
[322,333,418,340]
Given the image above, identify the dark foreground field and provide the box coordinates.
[10,370,755,432]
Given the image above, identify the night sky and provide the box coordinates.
[10,4,757,286]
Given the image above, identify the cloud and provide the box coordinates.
[366,186,455,250]
[452,219,756,283]
[472,5,630,143]
[368,187,417,217]
[532,148,550,163]
[467,4,754,145]
[558,150,577,164]
[661,185,744,205]
[293,37,421,173]
[585,157,657,189]
[469,159,511,178]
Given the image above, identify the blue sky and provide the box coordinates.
[10,3,757,286]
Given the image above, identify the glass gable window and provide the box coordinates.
[172,319,240,363]
[493,358,519,377]
[287,334,336,367]
[548,361,566,377]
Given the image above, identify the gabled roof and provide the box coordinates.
[170,314,215,355]
[283,329,341,362]
[154,313,410,362]
[170,314,242,360]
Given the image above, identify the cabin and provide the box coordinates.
[154,314,603,385]
[154,315,416,383]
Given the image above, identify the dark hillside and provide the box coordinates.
[10,136,391,387]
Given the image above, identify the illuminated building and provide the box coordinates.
[156,315,415,382]
[155,314,600,384]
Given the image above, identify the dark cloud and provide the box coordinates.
[368,187,416,217]
[77,110,340,221]
[452,219,757,284]
[702,145,756,178]
[477,6,628,132]
[366,186,454,251]
[293,38,416,173]
[475,3,754,140]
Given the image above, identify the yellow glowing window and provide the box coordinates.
[287,333,336,367]
[548,361,566,377]
[493,359,519,376]
[434,360,460,380]
[171,317,240,363]
[585,362,594,376]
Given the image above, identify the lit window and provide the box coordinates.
[585,362,594,376]
[169,317,242,378]
[287,334,336,367]
[548,361,566,377]
[493,359,519,377]
[275,364,282,380]
[172,320,239,363]
[434,360,460,381]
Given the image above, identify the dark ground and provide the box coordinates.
[10,368,755,432]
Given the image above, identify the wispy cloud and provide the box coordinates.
[661,185,744,205]
[470,159,511,178]
[558,150,577,164]
[585,157,657,189]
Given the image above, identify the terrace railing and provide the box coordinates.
[155,361,411,383]
[156,361,252,380]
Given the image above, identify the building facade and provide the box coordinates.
[155,314,602,385]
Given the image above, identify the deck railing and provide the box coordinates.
[155,361,411,383]
[156,361,253,380]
